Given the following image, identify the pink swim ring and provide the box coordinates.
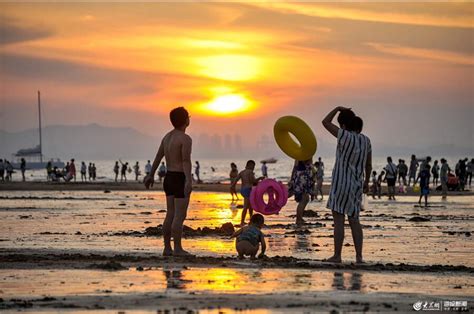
[250,179,288,215]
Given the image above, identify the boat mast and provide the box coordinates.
[38,90,43,163]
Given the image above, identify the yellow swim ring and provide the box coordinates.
[273,116,317,161]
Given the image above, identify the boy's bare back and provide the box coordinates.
[162,130,192,172]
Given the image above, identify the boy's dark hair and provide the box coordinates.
[387,156,392,162]
[441,158,446,163]
[250,213,264,226]
[372,170,376,175]
[349,116,363,133]
[337,109,355,128]
[314,161,320,167]
[246,160,255,167]
[381,170,386,175]
[170,107,189,128]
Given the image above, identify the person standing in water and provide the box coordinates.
[322,107,372,264]
[288,159,315,225]
[431,160,440,186]
[158,161,167,183]
[144,107,193,257]
[261,161,268,178]
[145,160,152,179]
[20,158,26,182]
[113,161,119,182]
[194,161,201,183]
[119,160,128,182]
[229,162,239,201]
[133,161,140,181]
[81,162,87,182]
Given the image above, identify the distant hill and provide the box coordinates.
[0,124,158,160]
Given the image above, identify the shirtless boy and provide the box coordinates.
[231,160,263,226]
[144,107,193,257]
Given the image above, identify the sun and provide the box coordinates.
[202,94,252,115]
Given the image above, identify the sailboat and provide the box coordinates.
[11,91,65,169]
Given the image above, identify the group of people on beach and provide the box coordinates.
[143,106,372,264]
[369,155,473,206]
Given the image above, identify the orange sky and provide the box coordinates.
[0,2,473,150]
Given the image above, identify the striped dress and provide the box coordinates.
[327,128,371,217]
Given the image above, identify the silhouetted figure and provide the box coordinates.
[113,161,119,182]
[81,162,87,182]
[69,159,76,182]
[5,160,13,181]
[467,158,473,187]
[322,107,371,264]
[46,161,52,181]
[134,161,140,181]
[145,160,152,178]
[261,161,268,178]
[408,155,418,186]
[384,156,397,200]
[158,162,167,183]
[431,160,440,186]
[92,163,97,180]
[119,160,128,182]
[229,162,239,201]
[20,158,26,182]
[144,106,193,256]
[440,158,451,199]
[195,161,201,183]
[0,159,5,182]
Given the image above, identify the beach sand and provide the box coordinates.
[0,189,473,312]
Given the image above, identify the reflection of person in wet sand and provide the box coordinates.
[145,107,193,257]
[322,107,372,264]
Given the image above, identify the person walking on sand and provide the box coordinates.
[144,107,193,257]
[384,157,397,200]
[20,158,26,182]
[288,159,315,225]
[113,161,119,182]
[322,107,371,264]
[81,162,87,182]
[408,155,418,187]
[229,162,239,201]
[195,161,201,183]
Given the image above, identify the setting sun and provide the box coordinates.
[202,94,252,115]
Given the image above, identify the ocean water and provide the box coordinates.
[10,157,466,183]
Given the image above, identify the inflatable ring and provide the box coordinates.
[250,179,288,215]
[274,116,317,161]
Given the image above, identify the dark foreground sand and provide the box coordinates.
[1,250,473,312]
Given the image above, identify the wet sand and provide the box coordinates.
[1,190,473,312]
[1,180,472,196]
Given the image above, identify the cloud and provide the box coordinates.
[0,15,53,45]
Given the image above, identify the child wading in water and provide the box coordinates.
[231,214,266,259]
[231,160,263,226]
[416,164,431,207]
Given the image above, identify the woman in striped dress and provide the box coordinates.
[322,107,372,264]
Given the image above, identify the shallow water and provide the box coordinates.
[1,266,472,298]
[0,190,472,267]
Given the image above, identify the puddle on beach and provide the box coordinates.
[0,191,473,266]
[1,267,472,299]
